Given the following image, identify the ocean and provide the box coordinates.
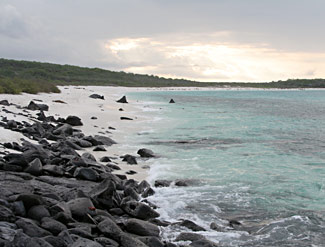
[126,89,325,246]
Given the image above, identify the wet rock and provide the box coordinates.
[27,101,49,111]
[7,120,18,129]
[24,158,43,176]
[142,188,155,198]
[116,96,128,103]
[178,220,206,232]
[89,94,104,100]
[137,149,155,158]
[28,205,51,222]
[169,99,175,103]
[154,180,172,188]
[74,139,93,148]
[89,178,116,199]
[68,198,94,219]
[126,170,137,175]
[190,239,219,247]
[97,218,122,241]
[106,164,120,170]
[74,167,98,181]
[41,217,67,236]
[122,154,137,165]
[15,218,51,237]
[125,218,160,237]
[65,116,83,126]
[175,232,205,242]
[122,201,159,220]
[138,236,164,247]
[120,117,133,121]
[119,233,148,247]
[124,187,140,201]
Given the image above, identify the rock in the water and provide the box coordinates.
[137,148,155,158]
[122,154,137,165]
[24,158,43,176]
[68,198,94,220]
[89,94,104,100]
[125,218,160,237]
[179,220,206,232]
[169,99,175,103]
[120,117,133,121]
[97,218,123,241]
[15,218,51,237]
[41,217,67,236]
[74,167,98,181]
[0,100,9,106]
[28,205,51,222]
[116,96,128,103]
[175,232,205,242]
[27,101,49,111]
[138,236,164,247]
[122,201,159,220]
[154,180,172,187]
[119,233,148,247]
[190,239,219,247]
[65,116,83,126]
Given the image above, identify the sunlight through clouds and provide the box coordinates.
[102,35,325,82]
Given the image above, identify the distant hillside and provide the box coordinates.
[0,58,207,87]
[0,58,325,94]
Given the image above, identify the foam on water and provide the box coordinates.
[126,90,325,246]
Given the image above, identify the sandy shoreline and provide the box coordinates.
[0,86,156,181]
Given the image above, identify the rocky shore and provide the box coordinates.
[0,87,219,247]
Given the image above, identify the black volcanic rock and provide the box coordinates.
[116,96,128,103]
[137,148,155,158]
[65,116,83,126]
[27,101,49,111]
[169,99,175,103]
[89,94,104,100]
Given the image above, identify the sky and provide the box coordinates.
[0,0,325,82]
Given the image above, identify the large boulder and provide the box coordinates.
[16,194,45,211]
[24,158,43,176]
[67,198,94,219]
[178,219,206,232]
[97,218,123,241]
[137,148,155,158]
[15,218,51,237]
[52,124,73,136]
[27,205,51,222]
[65,116,83,126]
[125,218,160,237]
[122,201,159,220]
[27,101,49,111]
[122,154,137,165]
[74,168,98,181]
[41,217,67,236]
[3,153,28,168]
[0,100,9,106]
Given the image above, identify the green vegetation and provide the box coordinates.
[0,77,60,94]
[0,58,325,94]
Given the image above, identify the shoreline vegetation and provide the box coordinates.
[1,58,325,94]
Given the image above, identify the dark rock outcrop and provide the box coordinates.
[116,96,128,103]
[89,94,104,100]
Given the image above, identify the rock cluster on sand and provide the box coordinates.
[0,94,220,247]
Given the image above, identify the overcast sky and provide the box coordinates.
[1,0,324,82]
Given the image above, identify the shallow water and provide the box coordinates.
[127,90,325,246]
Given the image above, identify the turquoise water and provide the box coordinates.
[127,90,325,246]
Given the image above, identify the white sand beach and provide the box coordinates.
[0,86,156,181]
